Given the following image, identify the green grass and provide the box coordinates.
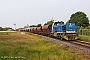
[79,35,90,42]
[0,31,19,35]
[0,33,86,60]
[0,40,82,60]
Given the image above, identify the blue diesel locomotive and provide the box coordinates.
[64,23,78,40]
[50,21,65,40]
[50,21,78,40]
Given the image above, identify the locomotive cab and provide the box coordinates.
[51,21,64,32]
[50,21,65,40]
[64,23,78,40]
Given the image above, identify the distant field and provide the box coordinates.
[0,31,19,35]
[0,32,89,60]
[78,28,90,36]
[79,35,90,42]
[77,28,90,42]
[0,31,16,32]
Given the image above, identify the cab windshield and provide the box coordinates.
[54,22,64,26]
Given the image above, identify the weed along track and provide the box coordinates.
[42,36,90,55]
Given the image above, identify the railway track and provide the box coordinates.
[68,40,90,49]
[42,36,90,55]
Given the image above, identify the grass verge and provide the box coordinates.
[79,35,90,42]
[0,32,89,60]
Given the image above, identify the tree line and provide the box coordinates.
[30,11,90,28]
[30,19,54,27]
[0,11,89,31]
[68,11,89,27]
[2,13,89,29]
[0,27,11,31]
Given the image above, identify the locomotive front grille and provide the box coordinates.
[68,35,75,40]
[64,33,78,40]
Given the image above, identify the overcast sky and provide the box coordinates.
[0,0,90,28]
